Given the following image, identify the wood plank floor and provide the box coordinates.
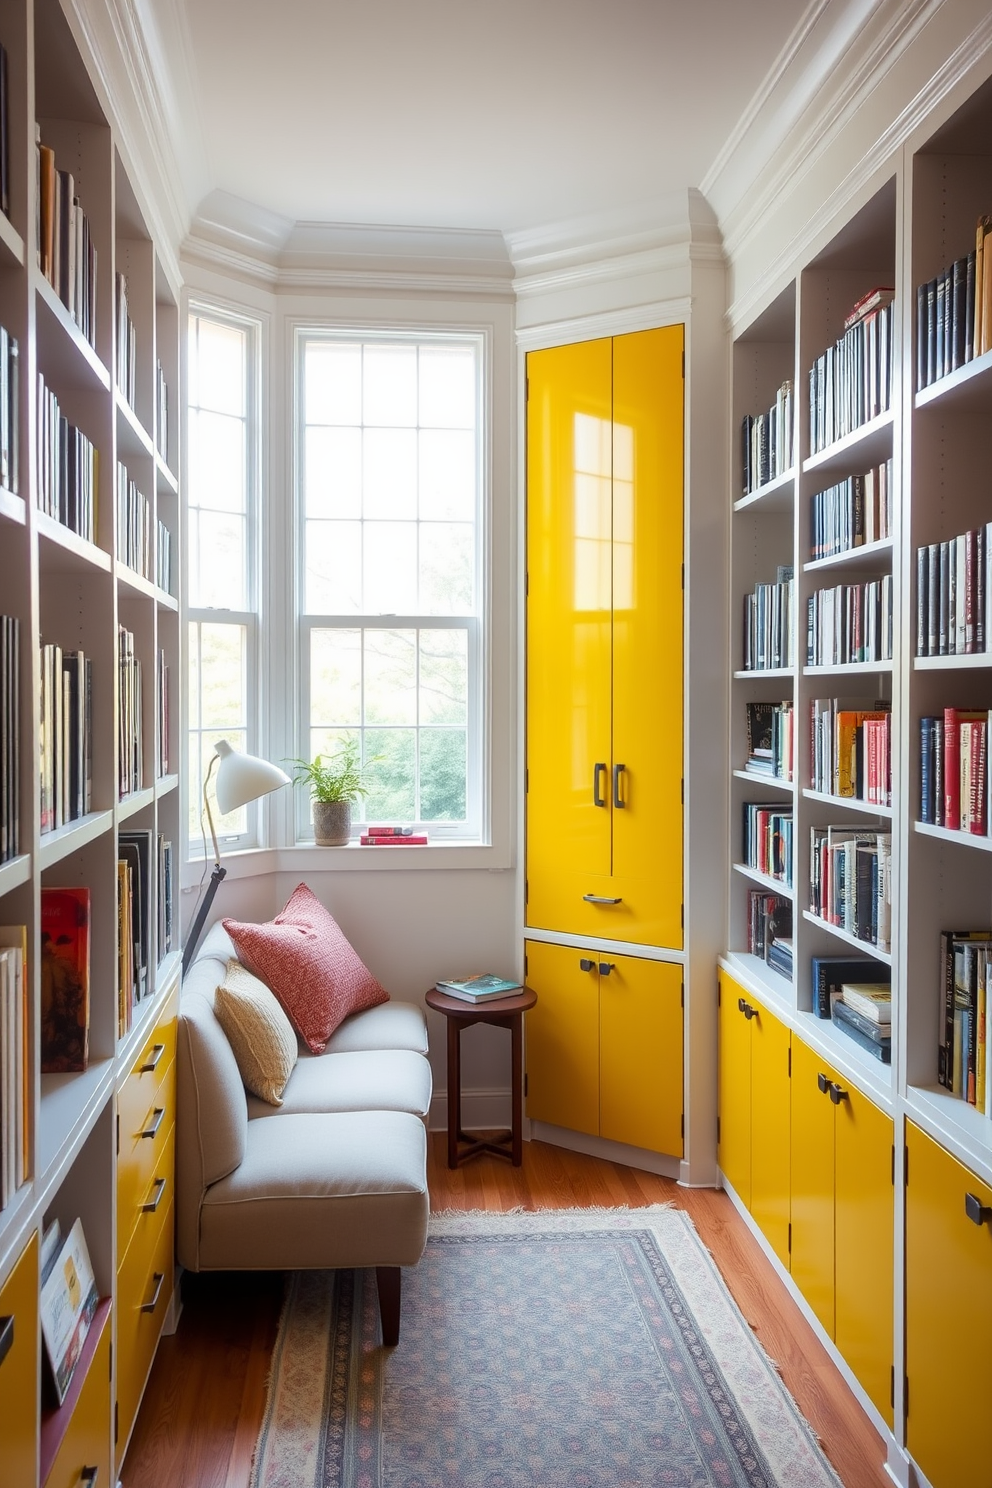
[121,1135,892,1487]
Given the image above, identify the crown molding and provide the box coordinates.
[726,3,992,331]
[515,298,694,352]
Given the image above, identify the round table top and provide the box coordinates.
[426,985,537,1016]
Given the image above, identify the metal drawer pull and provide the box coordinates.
[828,1082,848,1105]
[141,1272,165,1314]
[965,1192,991,1227]
[598,962,615,976]
[583,894,622,905]
[612,763,626,808]
[0,1315,13,1369]
[140,1043,165,1073]
[80,1469,99,1487]
[592,762,607,807]
[142,1177,168,1213]
[140,1107,165,1139]
[738,999,757,1021]
[579,958,595,972]
[817,1072,830,1094]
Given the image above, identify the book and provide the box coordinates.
[831,1000,892,1062]
[365,826,415,836]
[435,973,523,1002]
[810,954,889,1019]
[39,1217,98,1404]
[40,886,90,1072]
[840,981,892,1022]
[834,998,891,1041]
[359,834,429,845]
[844,285,894,329]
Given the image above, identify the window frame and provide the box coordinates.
[292,323,491,844]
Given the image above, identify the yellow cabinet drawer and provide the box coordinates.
[43,1307,112,1488]
[0,1231,39,1488]
[117,1119,175,1261]
[117,998,178,1141]
[117,1061,175,1236]
[115,1199,174,1469]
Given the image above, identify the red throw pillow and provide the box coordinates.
[223,883,388,1053]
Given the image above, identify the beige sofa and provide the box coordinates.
[175,923,431,1343]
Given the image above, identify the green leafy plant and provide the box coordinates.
[287,741,374,804]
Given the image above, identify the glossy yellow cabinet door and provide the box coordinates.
[600,955,682,1155]
[748,995,791,1268]
[718,972,753,1204]
[790,1040,837,1334]
[906,1123,992,1488]
[524,940,600,1136]
[834,1081,893,1428]
[45,1309,112,1488]
[0,1231,38,1488]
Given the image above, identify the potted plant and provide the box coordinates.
[289,741,373,845]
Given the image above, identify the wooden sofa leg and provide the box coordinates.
[376,1266,401,1346]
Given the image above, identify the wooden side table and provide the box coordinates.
[425,986,537,1168]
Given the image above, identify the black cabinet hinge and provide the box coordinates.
[891,1144,895,1185]
[680,982,684,1009]
[524,1073,528,1097]
[787,1222,792,1253]
[904,1375,909,1418]
[716,1114,720,1145]
[525,768,529,793]
[680,1113,685,1138]
[681,562,685,590]
[904,1144,909,1185]
[116,1114,120,1156]
[680,777,684,805]
[115,1401,119,1444]
[680,903,684,929]
[681,349,685,379]
[787,1047,792,1077]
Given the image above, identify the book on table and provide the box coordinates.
[435,973,523,1002]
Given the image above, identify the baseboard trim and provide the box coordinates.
[529,1121,681,1179]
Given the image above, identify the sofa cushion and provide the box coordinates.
[197,1110,429,1270]
[326,999,429,1056]
[245,1047,432,1122]
[224,883,388,1054]
[177,991,249,1184]
[215,959,298,1106]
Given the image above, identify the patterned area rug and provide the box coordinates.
[250,1207,842,1488]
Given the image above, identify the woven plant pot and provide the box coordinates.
[313,799,352,846]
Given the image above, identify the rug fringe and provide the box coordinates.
[429,1201,677,1219]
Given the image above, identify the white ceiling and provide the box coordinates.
[146,0,808,239]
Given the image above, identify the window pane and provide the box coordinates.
[419,630,467,724]
[363,524,418,613]
[419,522,473,614]
[363,429,417,519]
[198,623,247,727]
[419,429,475,521]
[420,728,466,820]
[363,344,417,427]
[190,318,245,418]
[311,629,362,727]
[305,427,361,519]
[189,511,246,610]
[364,629,417,726]
[188,408,245,515]
[305,342,361,425]
[419,344,476,429]
[189,730,248,841]
[306,520,362,614]
[363,728,416,819]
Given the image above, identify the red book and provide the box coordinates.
[365,827,414,837]
[359,835,429,846]
[40,887,90,1072]
[944,709,987,830]
[968,718,987,834]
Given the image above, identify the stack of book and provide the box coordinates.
[806,576,893,666]
[809,460,892,560]
[831,980,892,1062]
[40,886,90,1073]
[740,378,794,495]
[360,826,428,845]
[156,359,169,460]
[742,801,793,886]
[938,930,991,1110]
[919,707,989,832]
[116,462,152,578]
[744,701,793,780]
[118,625,143,798]
[37,135,98,348]
[156,649,170,777]
[37,374,98,542]
[742,567,794,671]
[809,697,891,804]
[916,213,992,391]
[809,825,891,950]
[746,890,792,978]
[39,643,92,834]
[0,323,19,494]
[115,271,137,407]
[157,519,172,594]
[916,527,992,657]
[810,953,890,1018]
[0,616,18,863]
[0,925,27,1207]
[809,287,894,453]
[766,936,793,980]
[435,973,522,1003]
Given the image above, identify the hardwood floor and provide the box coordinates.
[121,1135,891,1487]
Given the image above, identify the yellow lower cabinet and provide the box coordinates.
[718,973,790,1268]
[790,1039,839,1334]
[0,1231,39,1488]
[44,1308,112,1488]
[906,1123,992,1488]
[525,939,683,1154]
[116,1198,175,1471]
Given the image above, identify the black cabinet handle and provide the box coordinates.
[828,1082,848,1105]
[817,1072,830,1094]
[593,762,607,807]
[0,1315,13,1369]
[579,958,595,972]
[141,1272,165,1314]
[140,1042,165,1073]
[738,999,757,1021]
[612,763,626,809]
[142,1176,168,1213]
[140,1107,165,1139]
[583,894,622,905]
[965,1192,992,1227]
[598,961,615,977]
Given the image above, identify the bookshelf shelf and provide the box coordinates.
[37,1061,115,1191]
[913,820,992,852]
[0,488,25,525]
[733,666,793,680]
[38,810,114,870]
[118,787,155,822]
[913,651,992,670]
[115,388,155,459]
[720,949,794,1008]
[801,909,892,964]
[0,854,32,896]
[802,409,894,478]
[803,660,893,676]
[37,513,112,574]
[914,344,992,414]
[0,207,24,268]
[803,536,894,574]
[155,453,178,496]
[733,468,795,513]
[733,768,794,792]
[732,861,794,896]
[115,561,158,601]
[155,773,179,798]
[802,788,893,817]
[34,271,111,393]
[904,1085,992,1187]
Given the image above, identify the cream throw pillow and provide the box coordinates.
[214,959,298,1105]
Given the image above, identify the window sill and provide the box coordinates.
[181,839,511,889]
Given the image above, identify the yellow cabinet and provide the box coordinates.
[906,1123,992,1488]
[718,972,791,1266]
[0,1232,39,1488]
[526,326,684,950]
[525,939,683,1155]
[791,1039,893,1426]
[42,1303,112,1488]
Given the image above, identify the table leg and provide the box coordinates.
[511,1010,523,1165]
[446,1014,461,1169]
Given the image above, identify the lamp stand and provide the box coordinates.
[182,752,226,975]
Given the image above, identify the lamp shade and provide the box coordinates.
[214,740,290,814]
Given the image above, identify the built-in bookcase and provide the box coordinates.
[0,0,181,1481]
